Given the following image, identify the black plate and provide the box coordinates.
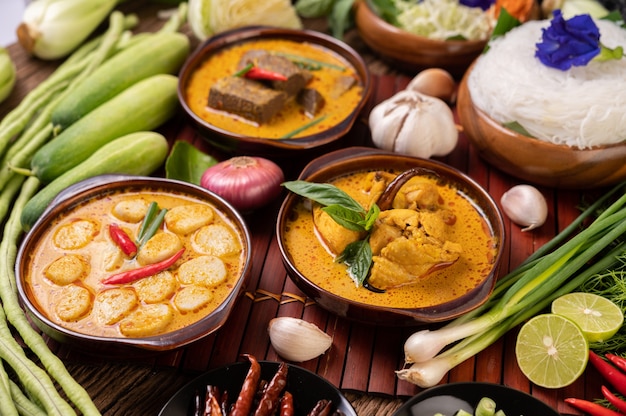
[159,360,356,416]
[392,382,561,416]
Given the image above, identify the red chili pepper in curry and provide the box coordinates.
[102,248,185,285]
[108,223,137,257]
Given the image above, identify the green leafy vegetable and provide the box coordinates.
[329,0,356,39]
[165,141,217,185]
[369,0,400,25]
[295,0,336,17]
[336,239,373,286]
[283,180,380,286]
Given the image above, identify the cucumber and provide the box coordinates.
[31,73,178,184]
[51,32,190,129]
[21,131,169,231]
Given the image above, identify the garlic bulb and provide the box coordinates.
[368,90,458,159]
[500,184,548,231]
[268,317,332,362]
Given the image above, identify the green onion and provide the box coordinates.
[137,208,167,248]
[233,62,254,77]
[397,182,626,388]
[280,115,327,139]
[475,397,496,416]
[275,52,346,71]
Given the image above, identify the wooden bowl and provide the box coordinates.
[276,147,505,326]
[354,0,539,78]
[457,66,626,189]
[178,26,371,157]
[15,175,252,355]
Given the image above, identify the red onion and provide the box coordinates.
[200,156,285,212]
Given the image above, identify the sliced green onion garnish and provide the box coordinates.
[276,52,346,71]
[280,115,327,139]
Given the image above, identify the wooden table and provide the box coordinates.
[1,2,609,415]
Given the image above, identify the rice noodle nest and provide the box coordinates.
[467,18,626,149]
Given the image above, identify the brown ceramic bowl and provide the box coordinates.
[457,65,626,189]
[178,26,371,157]
[276,147,505,326]
[354,0,539,78]
[15,175,252,355]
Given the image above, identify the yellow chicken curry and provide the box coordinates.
[184,39,364,138]
[24,189,246,338]
[283,171,498,308]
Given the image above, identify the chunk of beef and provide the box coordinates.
[297,88,325,116]
[331,75,357,99]
[208,76,286,124]
[239,50,312,97]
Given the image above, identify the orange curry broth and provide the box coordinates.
[283,171,498,308]
[184,39,363,138]
[24,189,246,338]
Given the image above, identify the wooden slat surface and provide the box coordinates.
[0,2,612,415]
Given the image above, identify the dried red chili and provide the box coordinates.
[102,248,184,285]
[565,398,625,416]
[108,223,137,257]
[253,362,288,416]
[229,354,261,416]
[279,391,294,416]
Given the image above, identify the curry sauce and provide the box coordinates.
[184,39,364,138]
[283,171,498,308]
[24,189,246,338]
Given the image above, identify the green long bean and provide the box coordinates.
[0,177,101,415]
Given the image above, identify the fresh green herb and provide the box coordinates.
[137,201,158,244]
[484,8,520,53]
[368,0,400,25]
[281,115,327,139]
[294,0,335,19]
[283,180,380,286]
[337,239,373,286]
[165,140,217,185]
[503,121,532,137]
[294,0,356,39]
[329,0,357,39]
[233,62,254,77]
[276,53,346,71]
[138,208,167,248]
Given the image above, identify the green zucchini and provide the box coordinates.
[21,131,169,231]
[51,32,190,129]
[31,73,178,184]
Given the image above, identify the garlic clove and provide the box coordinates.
[500,184,548,232]
[268,317,332,362]
[406,68,457,104]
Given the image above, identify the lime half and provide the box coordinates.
[551,292,624,343]
[515,314,588,389]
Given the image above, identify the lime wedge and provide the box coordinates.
[515,314,588,389]
[551,292,624,343]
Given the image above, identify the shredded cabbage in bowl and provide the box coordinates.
[394,0,495,41]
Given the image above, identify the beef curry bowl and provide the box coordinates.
[15,175,252,354]
[277,148,505,325]
[178,26,371,156]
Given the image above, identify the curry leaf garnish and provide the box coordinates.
[283,180,381,288]
[336,239,373,287]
